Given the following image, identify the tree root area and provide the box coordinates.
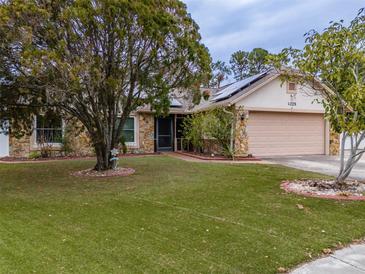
[71,167,135,178]
[281,179,365,200]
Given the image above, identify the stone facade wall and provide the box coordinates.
[137,113,155,153]
[63,121,94,157]
[9,134,31,158]
[9,113,157,158]
[9,119,94,158]
[330,130,340,156]
[234,107,249,156]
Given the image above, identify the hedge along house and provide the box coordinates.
[0,70,338,158]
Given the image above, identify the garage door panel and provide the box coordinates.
[247,112,325,156]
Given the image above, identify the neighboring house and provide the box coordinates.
[0,70,339,158]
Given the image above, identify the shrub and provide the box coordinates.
[28,151,41,159]
[182,113,205,153]
[202,108,234,158]
[119,135,128,154]
[182,107,235,158]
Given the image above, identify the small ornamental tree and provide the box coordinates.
[270,9,365,187]
[0,0,210,170]
[182,113,204,152]
[202,108,235,158]
[183,107,235,158]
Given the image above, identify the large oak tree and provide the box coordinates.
[0,0,210,170]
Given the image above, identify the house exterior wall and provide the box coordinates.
[330,131,340,156]
[236,78,325,113]
[9,134,31,157]
[7,113,157,158]
[234,78,330,156]
[9,120,94,158]
[137,113,155,153]
[234,107,249,156]
[62,120,94,156]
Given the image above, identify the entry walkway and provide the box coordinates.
[291,243,365,274]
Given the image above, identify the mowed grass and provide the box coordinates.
[0,156,364,274]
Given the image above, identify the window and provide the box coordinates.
[35,113,63,144]
[287,82,297,93]
[122,117,135,143]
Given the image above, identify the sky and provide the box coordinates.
[184,0,364,63]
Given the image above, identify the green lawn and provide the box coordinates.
[0,156,364,274]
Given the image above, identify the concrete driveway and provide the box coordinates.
[266,155,365,180]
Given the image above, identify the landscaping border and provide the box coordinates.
[175,151,261,161]
[0,153,160,164]
[281,181,365,201]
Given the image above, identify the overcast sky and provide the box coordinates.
[184,0,364,62]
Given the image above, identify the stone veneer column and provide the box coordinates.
[234,107,249,156]
[329,130,340,156]
[138,113,155,153]
[9,134,31,157]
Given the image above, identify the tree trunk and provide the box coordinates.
[335,132,365,189]
[94,142,112,171]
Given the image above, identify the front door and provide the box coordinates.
[157,117,173,152]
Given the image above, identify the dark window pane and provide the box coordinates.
[36,113,63,144]
[36,129,63,144]
[121,117,135,143]
[122,130,134,143]
[123,118,134,130]
[158,118,171,135]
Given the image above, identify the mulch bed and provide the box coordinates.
[71,167,135,178]
[176,151,261,161]
[0,156,95,162]
[281,179,365,201]
[0,153,160,163]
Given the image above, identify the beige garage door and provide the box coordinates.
[247,111,325,156]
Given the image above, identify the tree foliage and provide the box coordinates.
[183,107,235,157]
[209,60,231,88]
[229,50,249,81]
[182,112,205,152]
[269,8,365,185]
[202,108,234,157]
[0,0,211,170]
[230,48,270,80]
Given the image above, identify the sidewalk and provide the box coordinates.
[291,244,365,274]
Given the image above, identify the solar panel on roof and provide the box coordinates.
[213,72,268,102]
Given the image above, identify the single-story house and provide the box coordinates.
[0,70,339,158]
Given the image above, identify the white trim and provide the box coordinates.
[244,107,325,114]
[123,115,138,148]
[287,82,298,94]
[325,120,331,155]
